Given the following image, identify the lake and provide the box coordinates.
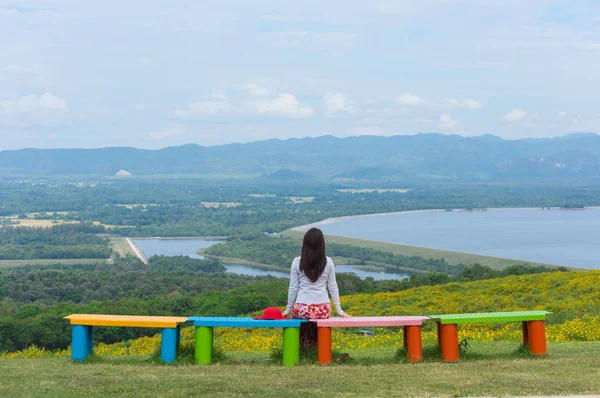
[305,208,600,269]
[133,238,408,280]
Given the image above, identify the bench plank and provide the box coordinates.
[188,316,305,328]
[64,314,188,328]
[310,316,429,327]
[428,311,550,325]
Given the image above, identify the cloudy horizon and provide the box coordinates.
[1,1,599,150]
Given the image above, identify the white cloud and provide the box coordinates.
[323,92,356,115]
[0,93,68,114]
[243,83,271,97]
[438,113,460,130]
[211,90,228,100]
[148,124,186,140]
[4,65,23,72]
[174,92,231,117]
[139,57,153,66]
[505,108,527,122]
[557,111,568,118]
[0,9,18,16]
[250,93,314,118]
[445,98,484,109]
[354,125,383,135]
[396,93,425,105]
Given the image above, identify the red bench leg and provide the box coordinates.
[528,320,547,356]
[440,323,459,362]
[406,325,423,362]
[317,327,332,365]
[522,321,529,346]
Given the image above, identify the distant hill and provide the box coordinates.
[1,133,600,181]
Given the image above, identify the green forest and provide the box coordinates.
[204,235,469,274]
[0,224,111,259]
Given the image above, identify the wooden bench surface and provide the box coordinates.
[188,317,306,328]
[310,316,430,327]
[64,314,188,328]
[428,311,551,325]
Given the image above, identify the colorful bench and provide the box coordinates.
[187,317,306,366]
[310,316,430,364]
[428,310,551,362]
[64,314,188,363]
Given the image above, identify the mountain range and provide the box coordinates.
[1,133,600,181]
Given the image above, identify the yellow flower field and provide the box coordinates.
[2,270,599,359]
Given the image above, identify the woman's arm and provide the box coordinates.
[326,260,349,317]
[283,259,300,316]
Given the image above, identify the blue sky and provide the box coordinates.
[1,0,599,149]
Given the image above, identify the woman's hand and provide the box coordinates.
[341,312,352,318]
[282,310,290,317]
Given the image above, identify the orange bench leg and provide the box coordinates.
[440,323,459,362]
[522,321,529,346]
[406,325,423,362]
[528,320,547,356]
[317,327,332,365]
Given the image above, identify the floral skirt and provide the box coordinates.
[292,303,331,349]
[292,303,331,319]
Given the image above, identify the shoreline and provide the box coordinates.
[128,236,227,241]
[291,206,600,231]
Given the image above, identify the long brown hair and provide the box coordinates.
[300,228,327,282]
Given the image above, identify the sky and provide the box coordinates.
[1,0,600,150]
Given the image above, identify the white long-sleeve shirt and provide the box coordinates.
[284,256,345,316]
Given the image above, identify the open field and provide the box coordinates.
[114,204,159,209]
[281,230,560,270]
[109,238,137,258]
[0,219,79,228]
[201,201,242,208]
[1,342,599,397]
[0,258,108,269]
[337,188,409,193]
[287,196,315,204]
[0,215,121,229]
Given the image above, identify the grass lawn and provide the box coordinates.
[0,258,107,269]
[281,230,560,271]
[2,342,599,397]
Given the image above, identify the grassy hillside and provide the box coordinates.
[281,230,561,270]
[341,270,600,323]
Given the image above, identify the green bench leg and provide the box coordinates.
[195,326,213,364]
[282,327,300,366]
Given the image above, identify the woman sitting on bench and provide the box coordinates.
[283,227,350,348]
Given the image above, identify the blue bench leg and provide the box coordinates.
[86,326,94,355]
[72,325,88,361]
[160,327,177,363]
